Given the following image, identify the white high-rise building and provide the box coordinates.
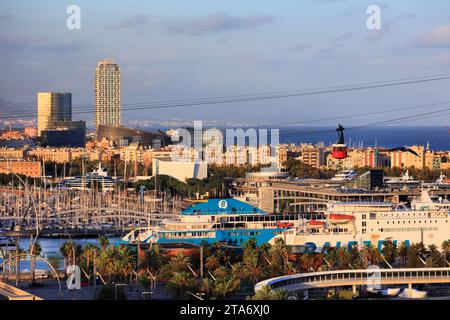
[94,59,121,131]
[37,92,72,136]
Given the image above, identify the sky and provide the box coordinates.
[0,0,450,127]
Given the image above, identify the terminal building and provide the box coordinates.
[97,125,171,148]
[152,157,207,182]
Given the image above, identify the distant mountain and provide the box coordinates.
[0,97,36,128]
[0,97,35,115]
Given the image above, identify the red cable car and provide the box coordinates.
[332,124,348,159]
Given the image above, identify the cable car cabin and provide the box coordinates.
[332,124,347,159]
[332,143,347,159]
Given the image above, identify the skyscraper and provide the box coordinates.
[37,92,72,136]
[94,59,121,131]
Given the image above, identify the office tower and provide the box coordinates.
[37,92,72,136]
[94,59,121,131]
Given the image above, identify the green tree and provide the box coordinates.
[250,285,293,300]
[96,245,132,283]
[139,244,168,274]
[82,243,98,280]
[98,236,110,250]
[441,240,450,261]
[29,241,42,284]
[166,271,193,298]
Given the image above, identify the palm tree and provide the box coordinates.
[200,277,215,300]
[169,252,191,273]
[230,262,245,280]
[139,244,168,274]
[29,241,42,284]
[98,236,109,250]
[350,246,365,269]
[213,266,230,280]
[336,247,351,270]
[166,271,191,298]
[205,255,220,272]
[214,277,240,299]
[427,244,445,267]
[407,243,424,268]
[60,241,74,272]
[441,240,450,262]
[397,242,409,267]
[361,245,382,268]
[243,253,265,285]
[250,285,292,300]
[381,240,397,266]
[82,243,98,280]
[96,245,132,283]
[268,238,291,275]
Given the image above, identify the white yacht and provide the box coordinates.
[331,169,357,182]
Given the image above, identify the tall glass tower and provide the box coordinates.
[37,92,72,136]
[94,59,121,131]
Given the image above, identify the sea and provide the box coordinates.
[0,237,120,271]
[145,125,450,151]
[277,126,450,151]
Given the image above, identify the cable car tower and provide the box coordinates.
[332,124,348,159]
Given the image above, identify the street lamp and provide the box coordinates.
[114,283,127,300]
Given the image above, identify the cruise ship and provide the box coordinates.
[120,191,450,251]
[281,190,450,252]
[119,198,300,247]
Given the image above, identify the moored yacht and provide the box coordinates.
[331,169,357,182]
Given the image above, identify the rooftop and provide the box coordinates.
[182,198,266,215]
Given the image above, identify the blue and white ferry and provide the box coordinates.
[120,198,300,247]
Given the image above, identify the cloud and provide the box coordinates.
[163,13,274,36]
[0,13,12,22]
[288,43,312,52]
[0,35,84,53]
[435,52,450,65]
[330,32,353,44]
[318,32,353,54]
[111,14,149,29]
[414,23,450,48]
[366,14,416,43]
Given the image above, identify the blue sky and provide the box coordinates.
[1,0,450,126]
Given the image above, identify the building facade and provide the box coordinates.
[95,59,121,131]
[37,92,72,136]
[0,160,41,178]
[152,157,207,182]
[300,145,326,169]
[41,121,86,148]
[390,145,425,169]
